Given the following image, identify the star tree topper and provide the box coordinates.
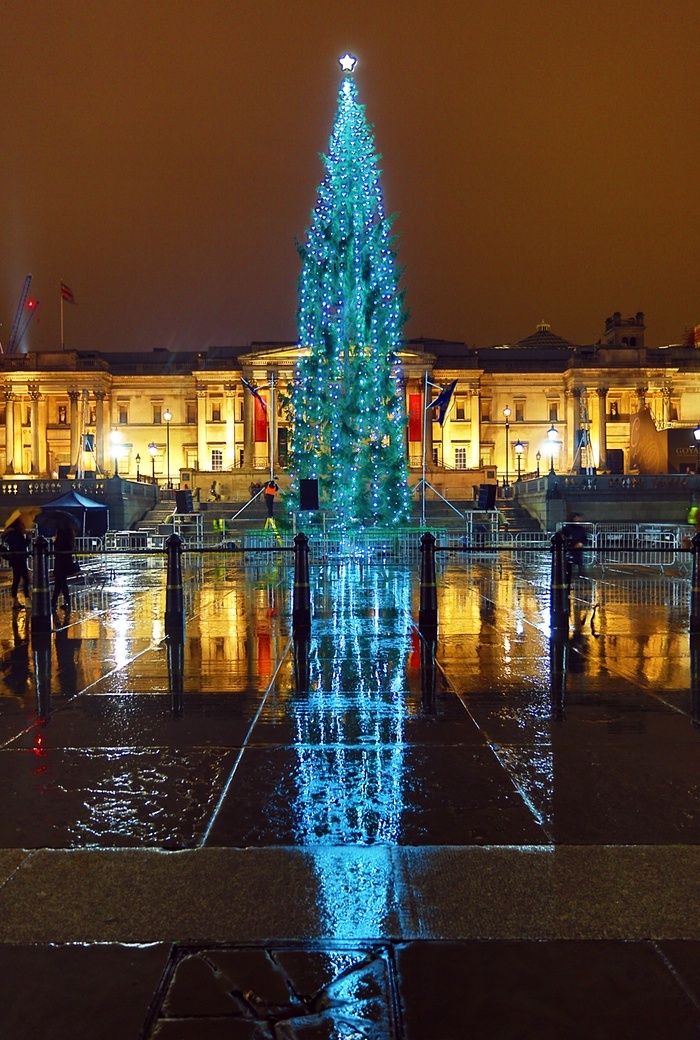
[338,53,357,72]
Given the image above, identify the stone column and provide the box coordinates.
[469,385,480,468]
[28,382,41,475]
[662,385,672,427]
[39,393,48,475]
[243,382,254,467]
[4,389,14,474]
[13,393,24,473]
[565,389,576,473]
[224,383,236,470]
[94,390,106,474]
[196,388,208,472]
[596,387,608,470]
[68,390,80,470]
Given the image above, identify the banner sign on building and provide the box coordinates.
[254,396,267,443]
[408,394,422,442]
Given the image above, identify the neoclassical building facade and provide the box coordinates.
[1,312,699,494]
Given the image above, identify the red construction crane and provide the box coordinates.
[5,274,39,354]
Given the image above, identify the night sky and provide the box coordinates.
[1,0,699,355]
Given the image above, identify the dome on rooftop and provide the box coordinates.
[515,321,573,349]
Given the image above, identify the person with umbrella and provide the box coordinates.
[2,519,31,609]
[50,517,78,613]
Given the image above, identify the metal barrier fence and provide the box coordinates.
[554,521,693,576]
[18,526,700,638]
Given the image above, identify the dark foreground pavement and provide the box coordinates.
[0,553,699,1038]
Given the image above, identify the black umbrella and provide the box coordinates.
[37,509,80,536]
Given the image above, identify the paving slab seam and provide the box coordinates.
[199,634,293,847]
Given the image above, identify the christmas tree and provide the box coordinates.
[290,55,411,528]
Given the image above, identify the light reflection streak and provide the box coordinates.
[296,564,412,940]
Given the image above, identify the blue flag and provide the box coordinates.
[429,379,457,426]
[241,377,267,413]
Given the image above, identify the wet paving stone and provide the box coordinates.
[205,744,547,847]
[145,944,397,1039]
[0,746,238,848]
[0,941,170,1040]
[396,940,700,1039]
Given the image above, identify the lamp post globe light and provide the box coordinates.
[148,441,157,485]
[135,453,141,483]
[163,408,172,489]
[694,424,700,473]
[514,439,524,481]
[110,429,121,477]
[547,424,558,474]
[535,450,541,477]
[503,406,511,487]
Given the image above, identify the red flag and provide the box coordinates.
[60,282,77,305]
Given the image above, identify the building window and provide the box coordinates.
[670,399,679,422]
[153,406,162,424]
[454,446,467,470]
[481,399,491,423]
[454,397,467,421]
[432,447,438,466]
[119,406,128,425]
[610,401,619,419]
[186,402,196,424]
[58,405,67,425]
[548,402,559,422]
[515,401,524,422]
[211,449,223,471]
[211,402,222,422]
[89,407,96,425]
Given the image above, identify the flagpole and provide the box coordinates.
[60,285,64,351]
[269,372,275,481]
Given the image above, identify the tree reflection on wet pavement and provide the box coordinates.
[0,552,699,1037]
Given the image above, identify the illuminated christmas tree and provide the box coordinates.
[290,55,411,528]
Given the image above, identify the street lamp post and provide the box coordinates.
[514,439,524,481]
[148,441,157,485]
[694,424,700,473]
[110,429,121,478]
[135,453,141,482]
[535,451,541,477]
[503,406,511,487]
[547,424,558,474]
[163,408,172,489]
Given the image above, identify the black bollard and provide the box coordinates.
[691,534,700,635]
[31,535,52,635]
[293,633,310,693]
[550,530,569,633]
[292,533,311,633]
[164,533,185,638]
[419,532,438,632]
